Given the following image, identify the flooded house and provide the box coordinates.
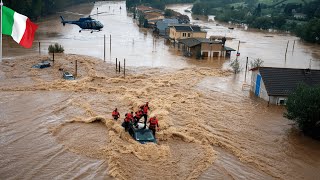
[168,25,207,41]
[178,38,234,57]
[250,67,320,105]
[155,18,179,36]
[136,5,164,28]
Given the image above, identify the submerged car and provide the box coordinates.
[123,122,157,144]
[63,71,75,80]
[32,61,51,69]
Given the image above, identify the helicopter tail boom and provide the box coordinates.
[60,16,66,26]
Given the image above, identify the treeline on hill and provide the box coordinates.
[3,0,90,20]
[191,0,320,44]
[126,0,196,10]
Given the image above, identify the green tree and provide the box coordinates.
[254,3,261,16]
[138,14,145,27]
[251,16,272,29]
[272,15,286,29]
[32,0,42,19]
[285,84,320,139]
[164,9,175,17]
[230,59,241,74]
[296,18,320,44]
[250,58,264,68]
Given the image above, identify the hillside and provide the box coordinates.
[191,0,320,43]
[2,0,90,19]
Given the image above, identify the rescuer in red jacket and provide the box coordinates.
[140,102,150,129]
[112,108,120,121]
[133,110,143,126]
[124,112,134,131]
[148,116,159,137]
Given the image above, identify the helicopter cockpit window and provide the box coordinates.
[91,22,96,27]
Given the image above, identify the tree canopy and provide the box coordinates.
[285,84,320,140]
[3,0,89,19]
[126,0,196,10]
[190,0,320,44]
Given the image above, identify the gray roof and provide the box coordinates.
[161,18,179,24]
[254,67,320,96]
[179,38,201,47]
[179,38,222,47]
[224,46,236,51]
[172,25,203,32]
[156,19,179,33]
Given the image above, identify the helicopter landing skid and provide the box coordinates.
[79,29,101,33]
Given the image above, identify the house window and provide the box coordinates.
[188,33,190,37]
[183,33,186,37]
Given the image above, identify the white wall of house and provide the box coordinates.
[209,51,221,57]
[251,70,269,101]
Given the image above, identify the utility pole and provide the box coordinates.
[244,57,248,82]
[236,40,240,61]
[104,34,106,62]
[285,40,289,60]
[110,34,112,60]
[75,60,78,78]
[118,61,120,73]
[292,40,295,54]
[116,58,118,72]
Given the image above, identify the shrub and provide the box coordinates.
[48,43,64,53]
[230,59,241,73]
[250,58,264,69]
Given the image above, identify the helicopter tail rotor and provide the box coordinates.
[60,16,66,26]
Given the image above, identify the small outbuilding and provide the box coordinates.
[179,38,235,57]
[251,67,320,105]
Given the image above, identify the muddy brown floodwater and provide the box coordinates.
[1,1,320,180]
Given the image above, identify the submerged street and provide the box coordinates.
[1,1,320,179]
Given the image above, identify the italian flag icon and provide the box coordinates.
[2,6,38,48]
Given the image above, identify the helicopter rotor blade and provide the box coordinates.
[90,11,112,16]
[58,11,85,16]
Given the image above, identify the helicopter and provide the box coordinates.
[60,15,104,33]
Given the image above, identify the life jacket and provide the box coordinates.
[143,105,149,114]
[125,113,133,122]
[112,111,119,116]
[135,111,142,119]
[149,117,158,128]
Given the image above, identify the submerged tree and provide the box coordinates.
[48,43,64,53]
[285,84,320,140]
[250,58,264,69]
[230,59,241,74]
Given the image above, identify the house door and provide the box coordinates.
[212,52,219,57]
[255,74,261,96]
[202,52,209,57]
